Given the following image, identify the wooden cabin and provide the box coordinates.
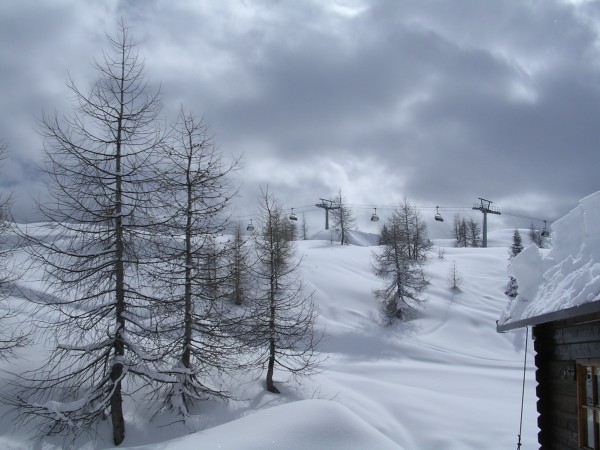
[498,298,600,450]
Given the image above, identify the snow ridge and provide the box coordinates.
[500,191,600,324]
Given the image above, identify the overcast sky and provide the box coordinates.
[1,0,598,235]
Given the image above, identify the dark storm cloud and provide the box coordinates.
[1,0,598,232]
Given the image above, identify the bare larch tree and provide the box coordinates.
[227,222,251,306]
[147,108,243,417]
[331,190,355,245]
[11,25,165,445]
[248,189,322,393]
[372,199,431,324]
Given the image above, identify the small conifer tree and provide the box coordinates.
[510,229,524,258]
[447,260,462,291]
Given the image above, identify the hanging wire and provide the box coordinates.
[343,203,473,211]
[517,326,529,450]
[502,211,555,225]
[230,200,553,230]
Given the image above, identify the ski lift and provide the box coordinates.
[541,220,549,237]
[289,208,298,221]
[370,208,379,222]
[246,219,255,232]
[434,206,444,222]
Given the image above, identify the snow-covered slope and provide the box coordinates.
[128,399,402,450]
[309,229,379,246]
[0,228,537,450]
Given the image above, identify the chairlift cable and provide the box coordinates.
[502,211,555,224]
[226,201,554,232]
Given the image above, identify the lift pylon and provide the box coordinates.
[315,198,341,230]
[472,197,501,248]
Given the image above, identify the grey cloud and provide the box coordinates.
[1,0,598,232]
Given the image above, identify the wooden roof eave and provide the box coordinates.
[497,298,600,333]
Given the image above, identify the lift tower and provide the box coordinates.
[472,197,501,248]
[316,198,340,230]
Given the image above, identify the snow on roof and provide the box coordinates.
[498,191,600,328]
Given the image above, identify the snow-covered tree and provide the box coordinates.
[510,229,524,258]
[467,219,481,247]
[12,25,166,445]
[505,276,518,298]
[372,199,431,324]
[147,107,242,417]
[453,215,468,248]
[453,215,481,248]
[331,190,355,245]
[248,189,322,393]
[379,223,390,246]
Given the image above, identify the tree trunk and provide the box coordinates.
[266,250,279,393]
[110,368,125,445]
[266,336,279,393]
[112,56,126,445]
[182,147,194,369]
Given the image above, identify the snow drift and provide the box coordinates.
[309,229,379,246]
[499,191,600,325]
[129,399,403,450]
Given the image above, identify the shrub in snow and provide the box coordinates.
[447,260,462,291]
[438,246,445,260]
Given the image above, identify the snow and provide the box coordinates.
[0,225,537,449]
[499,191,600,325]
[130,400,402,450]
[309,229,379,246]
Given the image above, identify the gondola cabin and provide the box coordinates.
[434,206,444,222]
[541,220,550,237]
[370,208,379,222]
